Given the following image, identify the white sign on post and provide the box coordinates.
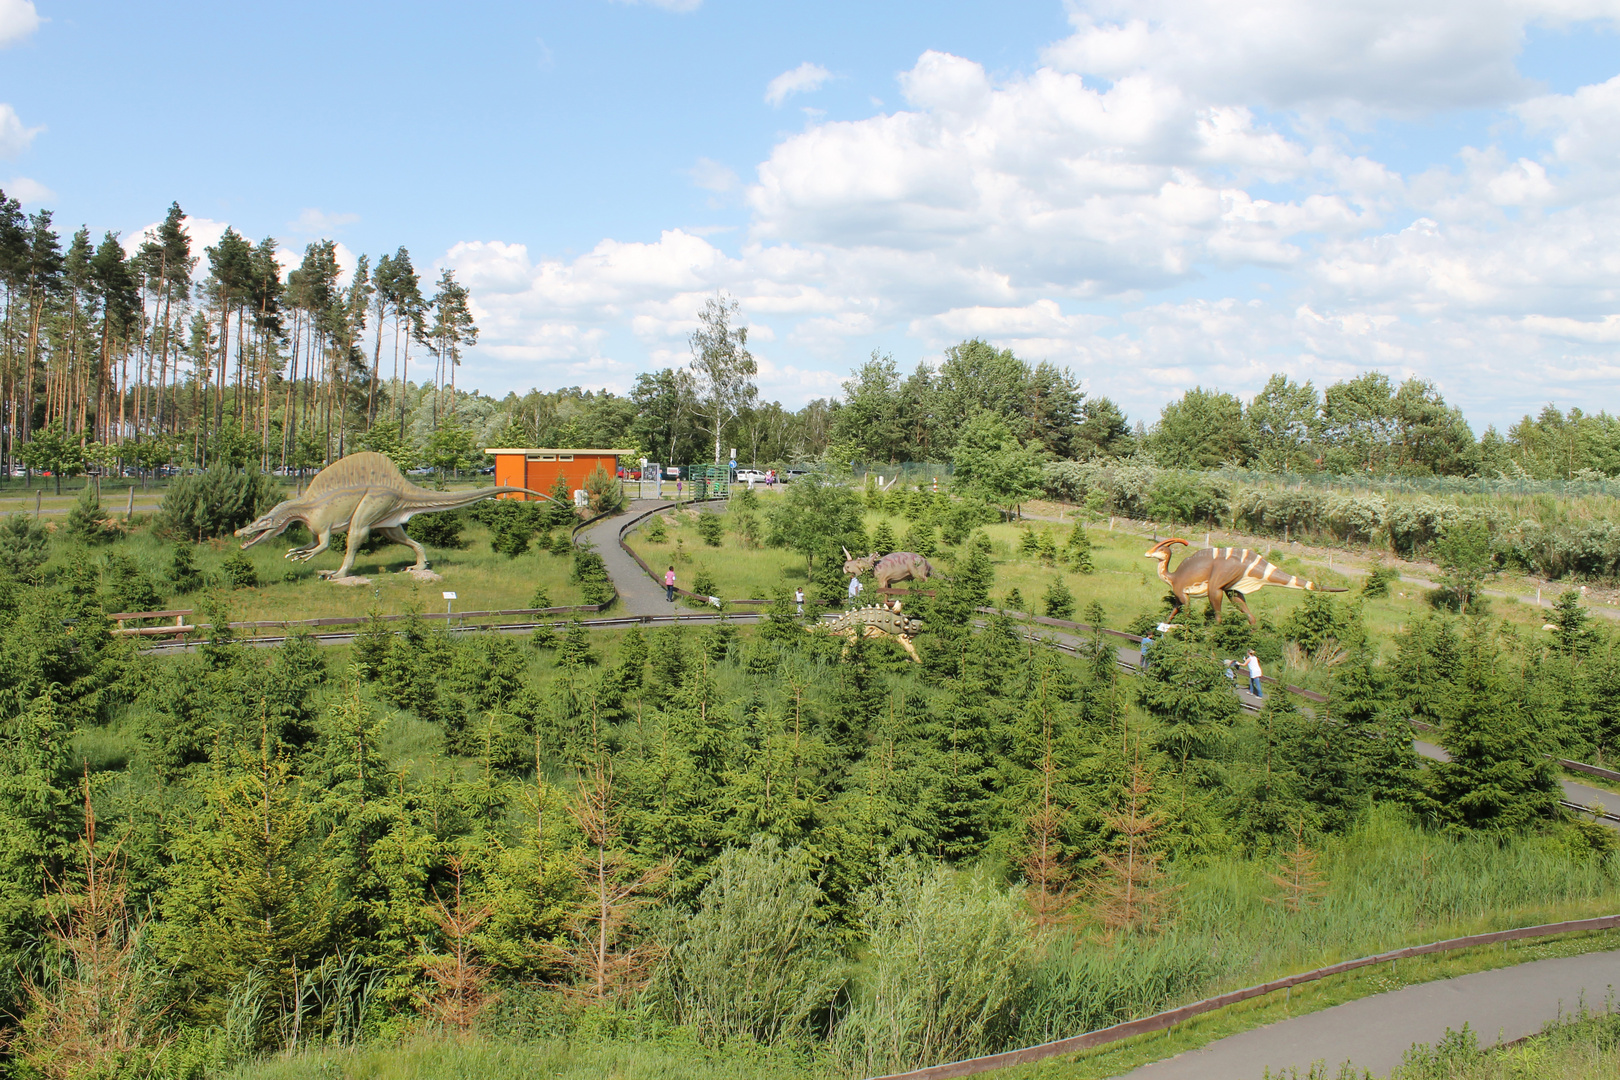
[443,590,457,615]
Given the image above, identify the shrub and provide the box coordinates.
[559,618,597,667]
[101,552,163,615]
[871,519,896,555]
[407,510,467,549]
[691,565,718,601]
[643,515,668,543]
[528,584,552,609]
[570,544,614,606]
[901,524,937,559]
[583,464,623,514]
[1042,576,1075,620]
[735,486,759,511]
[1067,524,1095,574]
[545,474,577,528]
[0,514,50,584]
[157,466,280,541]
[831,860,1032,1076]
[169,543,206,594]
[63,487,118,546]
[659,837,842,1045]
[1361,565,1398,598]
[1018,528,1040,557]
[696,513,724,547]
[221,551,259,589]
[352,609,392,679]
[491,521,531,558]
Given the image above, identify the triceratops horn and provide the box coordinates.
[842,545,852,561]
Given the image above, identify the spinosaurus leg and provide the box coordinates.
[379,525,429,571]
[320,525,368,579]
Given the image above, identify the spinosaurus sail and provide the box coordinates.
[1145,539,1345,625]
[235,452,550,580]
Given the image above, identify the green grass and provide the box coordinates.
[219,1033,825,1080]
[82,515,585,624]
[622,499,1549,669]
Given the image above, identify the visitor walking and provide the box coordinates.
[664,565,677,603]
[1245,649,1264,698]
[795,586,804,615]
[1139,634,1151,671]
[847,576,863,607]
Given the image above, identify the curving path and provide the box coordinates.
[1111,948,1620,1079]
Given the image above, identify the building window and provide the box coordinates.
[558,454,574,462]
[529,454,556,462]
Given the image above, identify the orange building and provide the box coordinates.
[484,448,638,500]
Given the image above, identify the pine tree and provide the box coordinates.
[1427,622,1561,831]
[1266,820,1326,913]
[559,618,597,669]
[1066,524,1094,574]
[1092,754,1174,937]
[421,855,495,1038]
[351,608,393,680]
[160,737,332,1034]
[871,519,896,555]
[1036,530,1057,565]
[1042,575,1075,620]
[11,779,161,1078]
[63,485,117,546]
[552,762,668,1000]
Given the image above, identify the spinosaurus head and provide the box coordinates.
[235,499,304,549]
[1142,538,1189,563]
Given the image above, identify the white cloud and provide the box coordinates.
[0,0,40,48]
[765,62,832,107]
[0,103,43,157]
[4,175,51,204]
[689,157,739,193]
[608,0,701,12]
[1043,0,1620,116]
[288,207,360,234]
[425,10,1620,429]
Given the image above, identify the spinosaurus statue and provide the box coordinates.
[234,451,551,580]
[1145,539,1346,624]
[842,546,936,590]
[815,600,924,662]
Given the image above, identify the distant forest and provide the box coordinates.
[2,189,1614,480]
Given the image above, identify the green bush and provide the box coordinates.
[407,509,467,549]
[528,584,552,609]
[221,551,260,589]
[1042,576,1075,620]
[0,514,50,584]
[101,552,164,615]
[644,515,668,543]
[1361,564,1399,598]
[583,464,624,514]
[1067,524,1095,573]
[170,543,206,593]
[63,486,118,545]
[696,513,724,547]
[831,860,1031,1076]
[157,466,280,541]
[570,544,614,606]
[658,837,843,1046]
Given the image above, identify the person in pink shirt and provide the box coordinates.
[664,565,677,603]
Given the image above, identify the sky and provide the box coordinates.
[3,0,1620,432]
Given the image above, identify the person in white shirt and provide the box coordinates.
[847,576,863,607]
[795,586,804,615]
[1244,649,1264,698]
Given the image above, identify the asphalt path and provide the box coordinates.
[1111,948,1620,1079]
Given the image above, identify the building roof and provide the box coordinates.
[482,448,639,456]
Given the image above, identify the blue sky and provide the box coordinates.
[4,1,1620,431]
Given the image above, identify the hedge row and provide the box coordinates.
[1042,460,1620,582]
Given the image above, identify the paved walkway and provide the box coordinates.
[575,500,674,617]
[1113,948,1620,1079]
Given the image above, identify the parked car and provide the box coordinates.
[734,468,767,483]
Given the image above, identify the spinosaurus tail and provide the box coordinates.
[407,485,554,512]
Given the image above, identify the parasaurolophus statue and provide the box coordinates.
[1145,539,1345,624]
[235,452,552,580]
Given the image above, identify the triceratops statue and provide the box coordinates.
[842,546,936,590]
